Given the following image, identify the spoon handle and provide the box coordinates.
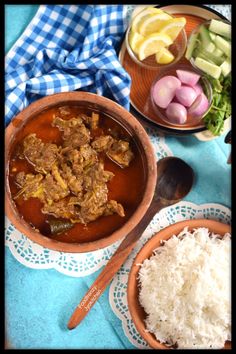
[67,201,162,330]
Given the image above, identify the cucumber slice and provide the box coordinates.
[213,48,224,57]
[194,57,222,79]
[195,48,224,66]
[209,19,231,39]
[197,54,215,65]
[199,25,212,47]
[205,42,215,53]
[214,35,231,57]
[220,58,231,77]
[209,32,216,41]
[185,33,198,60]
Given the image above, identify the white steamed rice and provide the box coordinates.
[138,227,231,349]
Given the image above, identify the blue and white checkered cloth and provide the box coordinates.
[5,5,131,125]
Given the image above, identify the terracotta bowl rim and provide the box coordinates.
[127,218,231,349]
[5,91,157,253]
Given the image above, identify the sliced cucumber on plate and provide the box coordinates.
[194,57,222,79]
[193,47,224,66]
[209,19,231,39]
[185,19,231,78]
[185,33,198,60]
[220,58,231,77]
[214,35,231,57]
[199,24,213,48]
[213,48,224,57]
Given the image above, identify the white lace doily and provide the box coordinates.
[109,201,231,349]
[5,133,172,277]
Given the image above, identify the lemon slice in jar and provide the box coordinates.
[138,33,173,61]
[131,7,164,32]
[159,17,187,41]
[128,31,144,54]
[155,47,175,64]
[138,12,172,36]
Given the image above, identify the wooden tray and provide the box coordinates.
[119,5,229,135]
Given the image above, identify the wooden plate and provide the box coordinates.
[119,5,229,135]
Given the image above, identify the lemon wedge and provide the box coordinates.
[138,12,172,36]
[159,17,186,41]
[131,7,164,32]
[155,47,175,64]
[129,31,144,54]
[138,33,173,61]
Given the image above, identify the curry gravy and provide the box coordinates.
[8,105,146,243]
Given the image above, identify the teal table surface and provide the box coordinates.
[5,5,231,349]
[5,5,39,54]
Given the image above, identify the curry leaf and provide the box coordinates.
[47,219,74,234]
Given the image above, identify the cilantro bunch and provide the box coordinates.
[203,74,231,136]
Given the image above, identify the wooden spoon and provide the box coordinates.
[67,156,194,329]
[224,130,231,164]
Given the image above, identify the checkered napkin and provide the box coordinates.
[5,5,131,125]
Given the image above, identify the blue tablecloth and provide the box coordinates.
[5,5,231,349]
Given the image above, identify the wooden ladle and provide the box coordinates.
[67,156,194,329]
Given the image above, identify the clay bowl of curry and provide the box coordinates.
[5,92,156,253]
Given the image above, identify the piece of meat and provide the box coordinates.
[14,172,44,200]
[91,135,114,152]
[68,194,112,224]
[15,171,27,187]
[79,144,98,168]
[63,124,91,148]
[110,140,130,153]
[79,204,106,224]
[107,140,134,168]
[51,164,68,190]
[78,184,108,224]
[36,143,59,173]
[104,200,125,217]
[81,183,108,208]
[65,148,80,164]
[52,115,91,148]
[103,170,115,182]
[77,112,99,130]
[78,193,125,224]
[23,134,58,173]
[52,116,83,138]
[58,106,71,116]
[92,135,134,168]
[60,162,83,196]
[23,134,44,165]
[78,113,91,126]
[59,148,83,176]
[83,162,114,191]
[42,198,76,219]
[60,145,98,176]
[67,196,83,206]
[42,174,69,203]
[77,163,116,223]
